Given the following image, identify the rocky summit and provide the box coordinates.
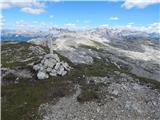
[33,53,71,79]
[1,27,160,120]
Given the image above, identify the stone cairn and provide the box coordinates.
[33,53,71,80]
[33,28,71,80]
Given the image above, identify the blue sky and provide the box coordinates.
[1,0,160,30]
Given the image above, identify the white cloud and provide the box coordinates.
[0,0,46,15]
[65,23,76,26]
[21,7,45,14]
[50,0,61,2]
[117,22,160,33]
[11,20,53,32]
[15,20,28,29]
[146,22,160,33]
[0,15,5,21]
[49,15,54,18]
[1,0,38,9]
[109,16,119,20]
[122,0,160,9]
[63,23,91,30]
[99,24,109,28]
[126,22,134,27]
[0,15,5,29]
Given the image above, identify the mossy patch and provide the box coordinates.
[77,84,99,103]
[132,75,160,90]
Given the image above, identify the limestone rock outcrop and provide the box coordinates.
[33,53,71,80]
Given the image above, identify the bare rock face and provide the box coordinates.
[33,53,71,80]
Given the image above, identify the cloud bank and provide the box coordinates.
[122,0,160,9]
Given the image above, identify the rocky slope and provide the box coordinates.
[1,27,160,120]
[39,77,160,120]
[29,27,160,81]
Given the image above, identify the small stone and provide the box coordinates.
[112,90,119,96]
[46,67,52,72]
[41,59,45,64]
[54,63,60,70]
[57,65,65,75]
[37,71,49,80]
[40,66,45,71]
[33,64,41,71]
[97,107,100,113]
[62,62,70,71]
[50,72,57,77]
[61,70,67,76]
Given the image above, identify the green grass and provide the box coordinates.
[1,42,44,68]
[1,42,32,50]
[2,57,40,68]
[2,79,74,120]
[3,73,17,85]
[77,83,106,103]
[1,42,76,120]
[82,58,128,77]
[77,88,98,103]
[132,75,160,90]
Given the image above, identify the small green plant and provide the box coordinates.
[77,88,98,103]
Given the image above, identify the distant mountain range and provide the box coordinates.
[1,27,159,43]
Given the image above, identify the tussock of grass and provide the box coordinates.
[77,89,98,103]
